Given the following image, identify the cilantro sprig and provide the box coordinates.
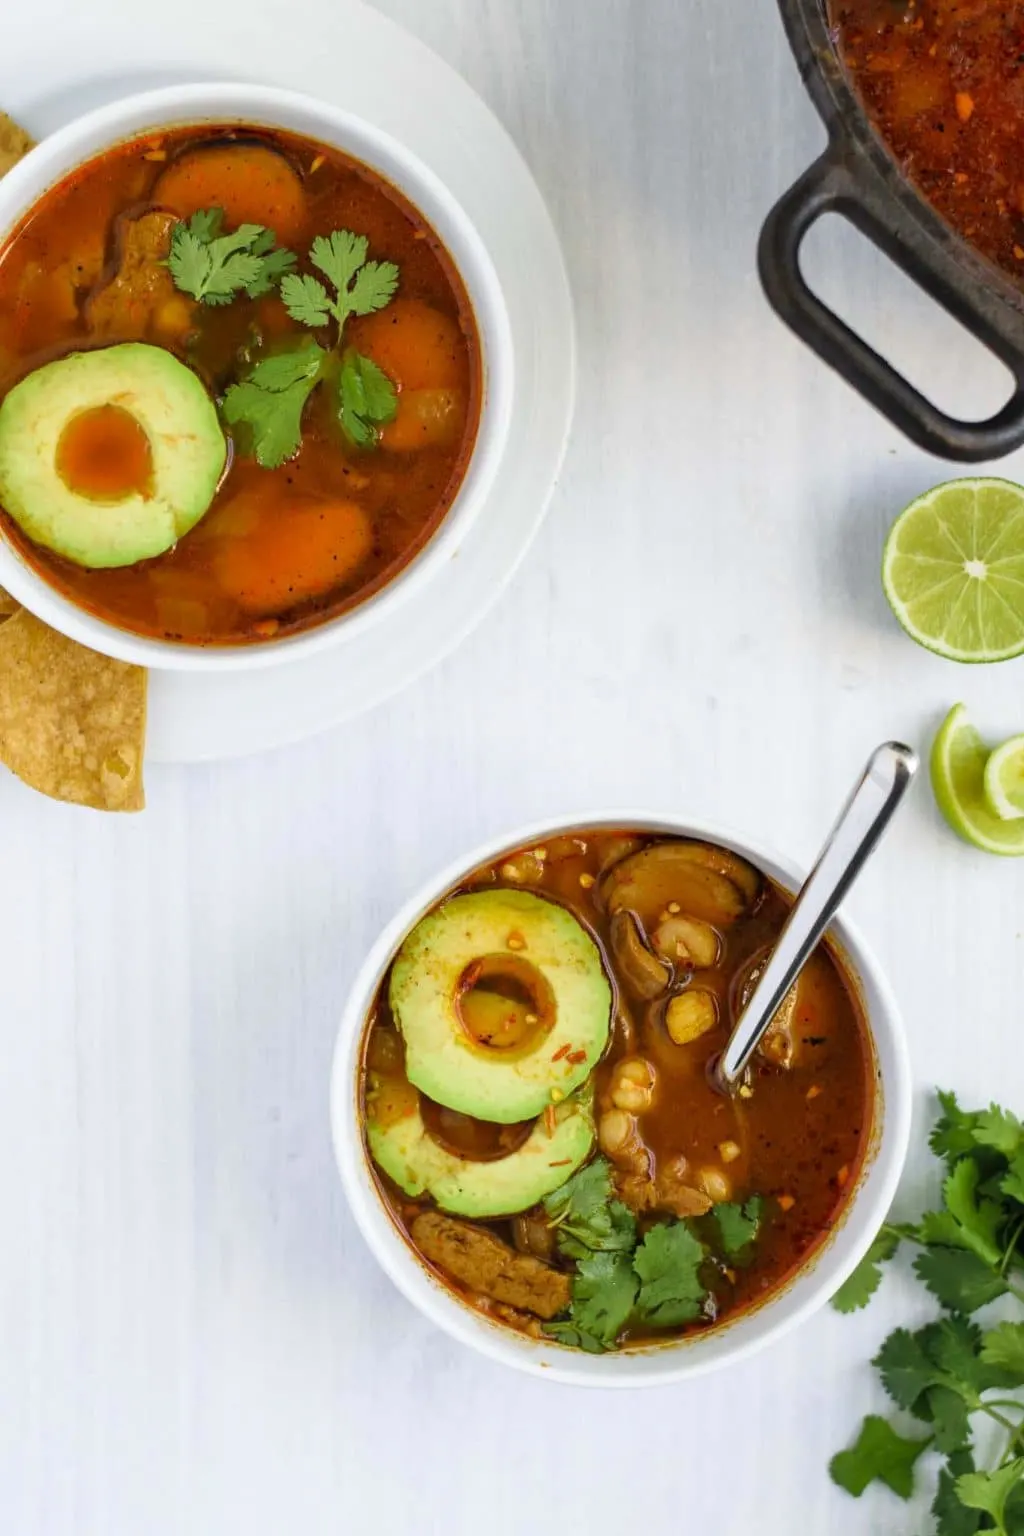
[280,231,398,332]
[221,227,400,466]
[541,1158,762,1351]
[168,208,296,306]
[830,1091,1024,1534]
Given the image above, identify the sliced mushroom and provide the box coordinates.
[651,914,720,969]
[600,841,752,927]
[670,842,761,905]
[737,950,800,1068]
[596,834,646,876]
[609,909,671,999]
[665,989,719,1046]
[760,983,800,1068]
[513,1212,557,1263]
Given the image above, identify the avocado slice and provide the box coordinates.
[366,1074,594,1218]
[0,343,226,568]
[390,889,612,1124]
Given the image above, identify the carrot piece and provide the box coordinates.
[348,298,468,391]
[153,144,308,245]
[213,497,373,615]
[380,387,466,453]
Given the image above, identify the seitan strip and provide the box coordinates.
[411,1210,570,1320]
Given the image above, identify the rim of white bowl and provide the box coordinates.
[0,81,515,672]
[330,811,913,1387]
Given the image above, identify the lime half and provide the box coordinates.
[882,478,1024,662]
[931,705,1024,855]
[983,733,1024,821]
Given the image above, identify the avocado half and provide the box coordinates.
[0,343,226,568]
[367,1076,594,1218]
[389,888,613,1124]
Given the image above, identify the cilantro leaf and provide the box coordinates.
[934,1450,984,1536]
[544,1157,637,1260]
[932,1091,986,1164]
[337,349,398,448]
[222,341,327,468]
[571,1251,638,1347]
[542,1321,606,1354]
[923,1384,971,1454]
[168,211,294,306]
[280,272,333,328]
[981,1323,1024,1386]
[915,1247,1008,1314]
[244,238,297,298]
[1003,1153,1024,1207]
[285,230,400,333]
[186,207,224,243]
[310,230,369,297]
[829,1415,931,1499]
[544,1158,612,1225]
[957,1460,1024,1531]
[832,1226,900,1313]
[920,1160,1004,1268]
[875,1319,997,1450]
[347,257,400,317]
[713,1197,763,1257]
[633,1221,706,1327]
[927,1315,1009,1396]
[975,1107,1024,1159]
[874,1327,939,1413]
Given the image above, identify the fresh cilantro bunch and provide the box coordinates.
[541,1158,763,1353]
[168,208,296,305]
[223,229,400,465]
[830,1092,1024,1534]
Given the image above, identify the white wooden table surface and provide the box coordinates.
[3,2,1024,1532]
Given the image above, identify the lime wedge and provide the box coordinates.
[931,704,1024,855]
[983,733,1024,821]
[882,478,1024,662]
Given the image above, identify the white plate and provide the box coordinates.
[4,4,574,763]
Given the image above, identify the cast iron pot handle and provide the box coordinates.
[759,145,1024,461]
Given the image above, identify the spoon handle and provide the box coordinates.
[715,741,918,1091]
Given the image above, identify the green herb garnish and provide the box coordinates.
[168,208,296,306]
[221,340,326,470]
[714,1196,764,1258]
[543,1156,637,1259]
[633,1221,707,1327]
[831,1092,1024,1533]
[337,348,398,448]
[280,230,398,331]
[567,1251,639,1347]
[222,228,401,464]
[542,1157,756,1351]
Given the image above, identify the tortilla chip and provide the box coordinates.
[0,110,34,178]
[0,610,146,810]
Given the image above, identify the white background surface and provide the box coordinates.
[2,2,1024,1533]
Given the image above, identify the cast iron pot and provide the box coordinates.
[760,0,1024,461]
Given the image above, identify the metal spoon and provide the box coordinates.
[714,741,918,1093]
